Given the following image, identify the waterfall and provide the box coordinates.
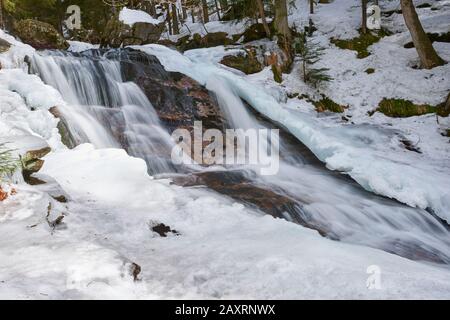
[30,48,450,266]
[30,50,176,175]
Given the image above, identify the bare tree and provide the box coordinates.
[361,0,367,34]
[202,0,209,23]
[256,0,271,37]
[171,3,179,34]
[400,0,444,69]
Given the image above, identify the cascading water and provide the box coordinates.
[30,50,176,174]
[206,74,450,265]
[30,48,450,266]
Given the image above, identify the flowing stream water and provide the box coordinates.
[29,49,450,266]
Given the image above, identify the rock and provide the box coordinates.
[438,92,450,117]
[21,146,51,185]
[103,14,164,47]
[129,263,141,281]
[149,222,180,237]
[0,38,11,53]
[220,48,263,74]
[49,107,78,149]
[114,49,227,136]
[13,19,69,50]
[242,23,271,42]
[272,64,283,83]
[201,32,233,47]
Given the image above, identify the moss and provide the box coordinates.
[313,97,346,113]
[377,98,436,117]
[220,51,263,74]
[331,29,390,59]
[404,32,450,48]
[272,65,283,83]
[14,19,68,50]
[365,68,375,74]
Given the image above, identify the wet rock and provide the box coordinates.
[149,221,180,237]
[115,49,227,135]
[170,170,326,230]
[129,262,142,281]
[13,19,69,50]
[49,107,78,149]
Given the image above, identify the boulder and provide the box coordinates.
[114,49,227,136]
[21,146,51,185]
[220,48,263,74]
[13,19,69,50]
[0,38,11,53]
[103,14,164,47]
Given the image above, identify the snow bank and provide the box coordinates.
[119,8,161,26]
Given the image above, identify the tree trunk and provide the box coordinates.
[165,3,172,35]
[171,3,179,35]
[214,0,221,20]
[181,1,187,20]
[310,0,314,14]
[361,0,367,34]
[256,0,271,38]
[274,0,292,69]
[202,0,209,23]
[274,0,291,40]
[0,0,4,30]
[400,0,444,69]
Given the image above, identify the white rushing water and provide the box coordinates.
[29,48,450,265]
[30,50,176,174]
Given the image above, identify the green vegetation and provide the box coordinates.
[294,32,332,87]
[331,29,391,59]
[0,144,18,181]
[365,68,375,74]
[313,97,346,113]
[377,98,436,117]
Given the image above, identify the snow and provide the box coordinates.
[67,41,99,53]
[119,8,161,26]
[0,143,449,299]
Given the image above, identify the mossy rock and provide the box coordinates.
[365,68,375,74]
[377,98,436,117]
[272,64,282,83]
[242,23,273,42]
[220,51,263,74]
[313,97,346,113]
[0,38,11,53]
[14,19,69,50]
[331,29,390,59]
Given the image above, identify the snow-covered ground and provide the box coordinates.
[1,1,450,299]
